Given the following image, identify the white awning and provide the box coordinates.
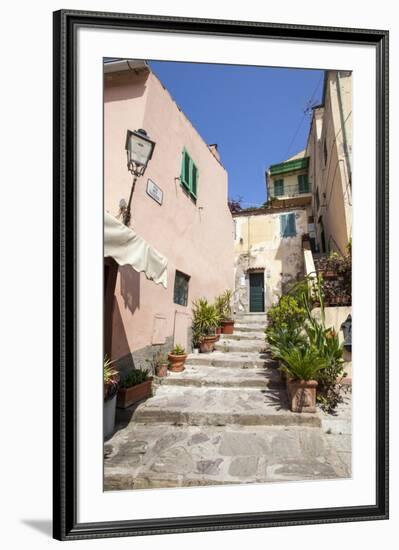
[104,212,168,288]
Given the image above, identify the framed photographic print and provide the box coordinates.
[53,9,389,541]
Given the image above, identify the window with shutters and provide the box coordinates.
[280,213,296,238]
[298,174,309,193]
[180,149,198,201]
[274,179,284,196]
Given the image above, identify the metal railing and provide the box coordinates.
[270,182,312,199]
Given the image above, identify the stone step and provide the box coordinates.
[214,339,266,353]
[157,365,283,389]
[234,314,267,324]
[221,331,264,341]
[132,386,321,428]
[186,351,273,368]
[104,424,348,490]
[234,323,266,333]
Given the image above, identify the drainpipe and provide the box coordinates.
[336,72,352,188]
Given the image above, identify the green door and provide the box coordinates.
[249,272,265,312]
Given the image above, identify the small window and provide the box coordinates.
[316,187,320,211]
[298,174,309,193]
[280,213,296,238]
[173,270,190,306]
[180,149,198,201]
[274,179,284,196]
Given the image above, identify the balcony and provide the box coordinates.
[269,182,312,207]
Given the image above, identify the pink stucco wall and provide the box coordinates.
[104,68,234,359]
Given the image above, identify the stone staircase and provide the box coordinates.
[104,312,350,490]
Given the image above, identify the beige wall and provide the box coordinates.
[104,68,234,364]
[307,71,352,255]
[233,209,307,312]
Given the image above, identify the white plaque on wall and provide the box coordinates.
[146,179,163,205]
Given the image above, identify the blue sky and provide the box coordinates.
[149,61,324,207]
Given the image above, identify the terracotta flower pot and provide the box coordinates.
[221,319,235,335]
[215,326,222,341]
[286,379,318,413]
[155,363,169,377]
[168,353,187,372]
[199,335,218,353]
[117,378,153,409]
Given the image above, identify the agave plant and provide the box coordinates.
[221,289,233,320]
[279,345,328,381]
[171,344,186,355]
[192,298,220,338]
[265,325,307,360]
[104,356,119,401]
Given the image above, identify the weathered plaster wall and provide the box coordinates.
[104,68,234,363]
[233,209,307,312]
[307,71,352,255]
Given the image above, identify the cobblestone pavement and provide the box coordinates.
[104,313,352,491]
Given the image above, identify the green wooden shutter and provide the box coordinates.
[181,150,190,190]
[298,174,309,193]
[287,213,296,236]
[191,163,198,199]
[280,214,287,237]
[274,179,284,196]
[281,213,296,237]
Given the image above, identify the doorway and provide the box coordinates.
[249,271,265,313]
[104,257,118,359]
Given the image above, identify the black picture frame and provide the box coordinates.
[53,9,389,541]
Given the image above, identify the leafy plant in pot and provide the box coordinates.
[117,368,152,409]
[192,298,220,353]
[279,345,328,413]
[168,344,187,372]
[214,295,225,339]
[104,356,119,438]
[153,351,169,378]
[219,289,235,334]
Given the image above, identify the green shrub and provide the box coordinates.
[120,368,149,389]
[267,295,306,330]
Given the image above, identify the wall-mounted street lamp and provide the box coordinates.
[122,128,156,226]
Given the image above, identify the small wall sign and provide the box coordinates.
[146,179,163,205]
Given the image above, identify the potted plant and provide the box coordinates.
[168,344,187,372]
[219,289,235,335]
[104,356,119,438]
[265,325,307,384]
[279,345,328,413]
[192,298,220,353]
[117,368,152,409]
[153,352,169,377]
[214,295,225,339]
[192,324,202,353]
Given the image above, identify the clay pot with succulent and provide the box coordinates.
[219,289,235,335]
[192,298,220,353]
[153,351,169,378]
[279,345,328,413]
[168,344,188,372]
